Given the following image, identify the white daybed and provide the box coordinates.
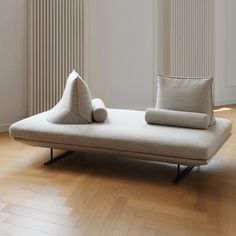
[9,72,233,183]
[9,108,232,183]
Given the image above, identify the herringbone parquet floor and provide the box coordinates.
[0,106,236,236]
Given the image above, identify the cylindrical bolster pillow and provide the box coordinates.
[145,109,210,129]
[92,98,108,122]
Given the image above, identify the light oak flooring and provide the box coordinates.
[0,106,236,236]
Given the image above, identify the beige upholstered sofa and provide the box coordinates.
[9,108,232,183]
[9,72,233,183]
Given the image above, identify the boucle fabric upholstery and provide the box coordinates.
[46,70,92,124]
[10,109,232,164]
[92,98,108,122]
[145,108,210,129]
[156,76,215,126]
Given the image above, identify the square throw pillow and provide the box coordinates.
[156,75,215,126]
[46,70,93,124]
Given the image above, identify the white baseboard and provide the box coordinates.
[215,98,236,107]
[0,123,11,133]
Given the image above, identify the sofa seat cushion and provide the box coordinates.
[10,109,232,162]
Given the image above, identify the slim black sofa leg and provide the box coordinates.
[44,148,73,166]
[177,164,180,175]
[172,165,194,184]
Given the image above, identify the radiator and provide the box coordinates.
[28,0,84,115]
[158,0,214,78]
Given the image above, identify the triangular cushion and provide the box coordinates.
[46,70,92,124]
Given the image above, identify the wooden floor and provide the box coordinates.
[0,106,236,236]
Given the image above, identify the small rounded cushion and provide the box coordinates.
[92,98,108,122]
[145,108,210,129]
[46,70,92,124]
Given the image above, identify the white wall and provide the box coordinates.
[215,0,236,106]
[0,0,27,132]
[88,0,154,109]
[89,0,236,109]
[88,0,236,108]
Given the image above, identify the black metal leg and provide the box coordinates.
[44,148,73,166]
[172,165,194,184]
[177,164,180,175]
[50,148,53,162]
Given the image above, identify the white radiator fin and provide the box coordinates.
[170,0,214,77]
[159,0,214,77]
[28,0,84,115]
